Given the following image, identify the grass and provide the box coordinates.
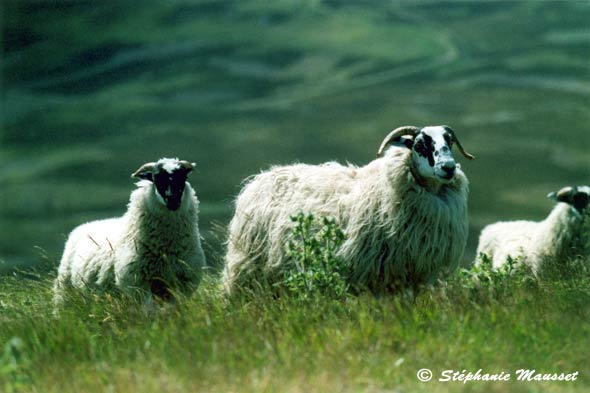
[1,256,589,392]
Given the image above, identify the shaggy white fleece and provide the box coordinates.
[476,202,586,274]
[54,180,205,304]
[223,145,469,293]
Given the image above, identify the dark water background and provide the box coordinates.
[2,1,589,273]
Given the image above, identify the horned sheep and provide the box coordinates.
[223,125,475,294]
[476,185,590,274]
[54,158,206,305]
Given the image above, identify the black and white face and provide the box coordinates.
[132,158,195,211]
[548,186,590,213]
[411,126,458,183]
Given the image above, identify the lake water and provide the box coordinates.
[2,1,589,272]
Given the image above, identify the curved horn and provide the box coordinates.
[442,125,475,160]
[555,186,575,201]
[376,126,420,157]
[131,162,156,179]
[179,160,196,172]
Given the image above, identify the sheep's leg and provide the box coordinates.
[150,278,174,302]
[52,278,66,316]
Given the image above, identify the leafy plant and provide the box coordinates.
[457,253,537,299]
[281,213,349,300]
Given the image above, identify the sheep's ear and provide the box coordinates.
[179,160,196,174]
[398,136,414,149]
[132,162,156,181]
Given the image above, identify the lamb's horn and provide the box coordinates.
[556,186,575,200]
[179,160,196,172]
[442,126,475,160]
[376,126,420,157]
[131,162,156,179]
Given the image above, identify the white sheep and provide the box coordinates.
[476,185,590,274]
[223,125,475,294]
[54,158,206,305]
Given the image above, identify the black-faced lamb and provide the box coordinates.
[54,158,206,305]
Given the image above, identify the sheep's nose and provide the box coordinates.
[442,161,456,177]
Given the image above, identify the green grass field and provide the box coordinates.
[1,260,589,392]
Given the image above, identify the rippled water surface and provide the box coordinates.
[2,1,589,272]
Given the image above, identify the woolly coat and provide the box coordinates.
[476,202,585,273]
[54,180,205,302]
[223,145,469,293]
